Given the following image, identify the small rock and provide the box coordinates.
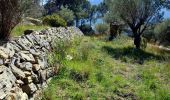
[20,62,33,71]
[21,93,28,100]
[33,64,41,71]
[0,59,3,65]
[16,80,24,85]
[22,83,37,95]
[23,76,32,84]
[40,70,47,82]
[24,71,32,76]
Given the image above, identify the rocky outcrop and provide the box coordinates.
[0,27,83,100]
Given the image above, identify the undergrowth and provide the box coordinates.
[43,35,170,100]
[12,25,49,36]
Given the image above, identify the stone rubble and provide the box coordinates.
[0,27,83,100]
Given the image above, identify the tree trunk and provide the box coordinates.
[75,17,79,27]
[134,35,141,49]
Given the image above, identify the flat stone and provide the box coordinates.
[0,90,6,99]
[20,62,33,71]
[16,80,24,85]
[11,64,25,79]
[0,65,16,93]
[19,52,35,62]
[0,47,9,59]
[4,43,15,57]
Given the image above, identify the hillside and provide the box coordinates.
[43,35,170,100]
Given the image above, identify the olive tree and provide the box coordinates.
[0,0,39,40]
[106,0,166,49]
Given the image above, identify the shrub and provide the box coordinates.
[79,24,95,36]
[95,23,109,34]
[42,14,67,27]
[154,19,170,44]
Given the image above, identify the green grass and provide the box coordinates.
[11,25,49,36]
[43,35,170,100]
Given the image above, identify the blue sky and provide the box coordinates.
[89,0,170,19]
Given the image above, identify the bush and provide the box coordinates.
[95,23,109,34]
[154,19,170,44]
[42,14,67,27]
[79,24,95,35]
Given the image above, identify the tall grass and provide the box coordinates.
[43,35,170,100]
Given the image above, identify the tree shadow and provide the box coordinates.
[102,46,168,64]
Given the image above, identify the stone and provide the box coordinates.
[0,65,16,91]
[16,37,33,50]
[20,62,33,71]
[46,68,54,79]
[29,49,40,56]
[11,64,25,79]
[16,80,24,85]
[32,72,39,83]
[23,76,32,84]
[4,43,15,57]
[0,90,6,99]
[0,59,3,65]
[0,47,9,59]
[24,71,32,76]
[40,70,47,82]
[38,56,48,70]
[22,83,37,95]
[33,64,41,71]
[10,41,23,50]
[19,52,35,62]
[21,93,28,100]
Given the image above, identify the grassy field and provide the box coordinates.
[43,35,170,100]
[11,25,49,37]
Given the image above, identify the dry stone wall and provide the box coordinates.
[0,27,83,100]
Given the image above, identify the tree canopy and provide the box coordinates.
[105,0,167,48]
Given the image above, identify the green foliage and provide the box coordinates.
[95,23,109,34]
[42,14,67,27]
[57,6,75,26]
[79,24,95,35]
[43,36,170,99]
[105,0,164,48]
[154,19,170,43]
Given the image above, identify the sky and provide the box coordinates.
[89,0,170,19]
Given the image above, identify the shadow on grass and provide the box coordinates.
[102,46,168,64]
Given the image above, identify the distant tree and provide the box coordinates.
[57,6,75,26]
[87,5,98,26]
[106,0,166,49]
[154,19,170,44]
[44,0,87,27]
[23,0,44,18]
[97,0,108,18]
